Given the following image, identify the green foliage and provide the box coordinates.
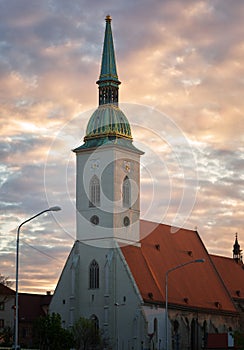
[0,274,13,288]
[234,331,244,349]
[0,275,14,304]
[72,317,102,350]
[34,312,73,350]
[0,326,13,347]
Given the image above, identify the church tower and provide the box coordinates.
[233,233,242,263]
[73,16,143,248]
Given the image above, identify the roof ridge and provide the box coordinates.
[210,254,233,260]
[140,246,164,301]
[192,231,238,311]
[208,253,238,311]
[0,283,15,294]
[116,246,144,303]
[139,218,196,234]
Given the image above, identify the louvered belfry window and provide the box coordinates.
[89,175,100,207]
[123,176,130,208]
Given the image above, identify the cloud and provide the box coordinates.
[0,0,243,292]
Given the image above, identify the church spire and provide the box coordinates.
[96,15,121,106]
[233,233,242,263]
[74,16,143,153]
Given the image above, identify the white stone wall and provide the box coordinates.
[75,145,141,247]
[50,240,148,349]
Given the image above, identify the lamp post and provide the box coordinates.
[114,302,126,350]
[14,206,61,350]
[165,258,205,350]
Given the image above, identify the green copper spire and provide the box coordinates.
[97,15,121,105]
[73,16,144,155]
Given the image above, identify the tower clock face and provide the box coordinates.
[90,159,100,170]
[123,216,130,227]
[123,161,131,173]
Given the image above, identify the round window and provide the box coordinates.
[123,216,130,227]
[90,215,99,225]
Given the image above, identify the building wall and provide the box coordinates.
[75,146,141,247]
[50,241,148,349]
[233,298,244,333]
[0,294,15,331]
[137,306,239,350]
[168,309,239,350]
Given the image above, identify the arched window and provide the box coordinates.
[89,175,100,207]
[90,314,99,333]
[203,320,208,348]
[191,319,198,350]
[89,260,99,289]
[122,176,130,208]
[173,320,180,350]
[154,318,158,343]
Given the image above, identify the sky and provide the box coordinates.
[0,0,243,294]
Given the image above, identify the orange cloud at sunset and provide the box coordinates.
[0,0,243,293]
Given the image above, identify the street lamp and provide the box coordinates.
[14,206,61,350]
[165,258,205,350]
[114,302,125,350]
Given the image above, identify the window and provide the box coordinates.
[154,318,158,342]
[0,319,4,329]
[123,176,130,208]
[123,216,130,227]
[0,302,4,311]
[191,319,198,350]
[89,260,99,289]
[90,215,99,225]
[90,314,99,332]
[89,175,100,207]
[203,321,207,348]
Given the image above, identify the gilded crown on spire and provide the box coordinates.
[105,14,112,22]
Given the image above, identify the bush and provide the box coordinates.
[71,317,102,350]
[33,312,73,350]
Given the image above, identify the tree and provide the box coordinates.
[234,331,244,349]
[0,274,13,288]
[72,317,102,350]
[0,274,14,307]
[0,276,14,346]
[0,326,13,347]
[33,312,73,350]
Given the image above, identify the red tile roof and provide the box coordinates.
[121,220,237,314]
[0,283,15,295]
[19,293,52,322]
[211,254,244,300]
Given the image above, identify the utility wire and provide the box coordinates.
[22,240,66,262]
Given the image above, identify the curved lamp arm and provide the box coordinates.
[14,206,61,350]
